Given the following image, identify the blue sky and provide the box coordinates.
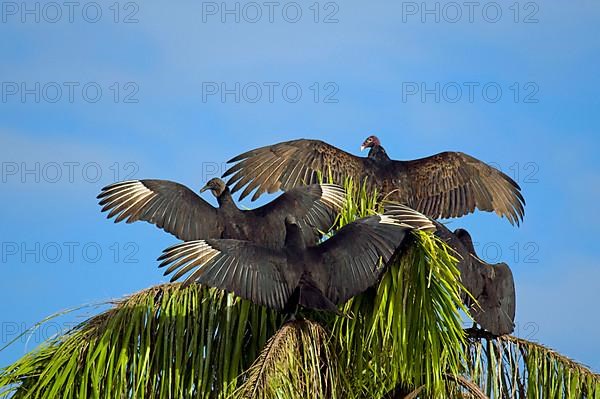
[1,1,599,370]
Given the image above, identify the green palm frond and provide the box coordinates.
[332,229,467,398]
[0,285,284,398]
[464,333,600,398]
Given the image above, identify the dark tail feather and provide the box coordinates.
[298,280,340,314]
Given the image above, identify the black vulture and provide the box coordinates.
[223,136,525,225]
[157,204,436,312]
[434,222,516,336]
[97,178,345,248]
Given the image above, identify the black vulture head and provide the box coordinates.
[360,135,381,151]
[454,228,476,254]
[200,178,227,197]
[284,215,298,226]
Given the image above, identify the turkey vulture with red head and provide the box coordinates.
[223,136,525,225]
[97,178,345,248]
[434,222,516,335]
[157,204,436,312]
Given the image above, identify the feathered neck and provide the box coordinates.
[284,223,306,251]
[368,145,391,162]
[216,188,237,210]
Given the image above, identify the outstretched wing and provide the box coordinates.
[251,184,346,245]
[158,240,291,310]
[224,139,371,201]
[225,139,525,225]
[397,152,525,225]
[98,180,222,241]
[315,205,435,304]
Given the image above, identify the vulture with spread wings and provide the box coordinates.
[98,178,345,248]
[223,136,525,225]
[434,222,516,336]
[158,204,436,312]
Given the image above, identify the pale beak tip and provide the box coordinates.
[360,145,365,151]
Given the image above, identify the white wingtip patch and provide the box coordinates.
[99,180,157,221]
[379,214,399,225]
[160,240,222,281]
[380,204,436,232]
[320,184,347,210]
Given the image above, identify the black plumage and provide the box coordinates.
[157,204,436,312]
[223,136,525,225]
[97,178,345,248]
[434,222,516,336]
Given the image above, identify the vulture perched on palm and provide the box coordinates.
[223,136,525,225]
[97,178,345,248]
[434,222,516,336]
[158,204,436,312]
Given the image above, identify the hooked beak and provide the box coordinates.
[199,184,211,193]
[360,145,366,151]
